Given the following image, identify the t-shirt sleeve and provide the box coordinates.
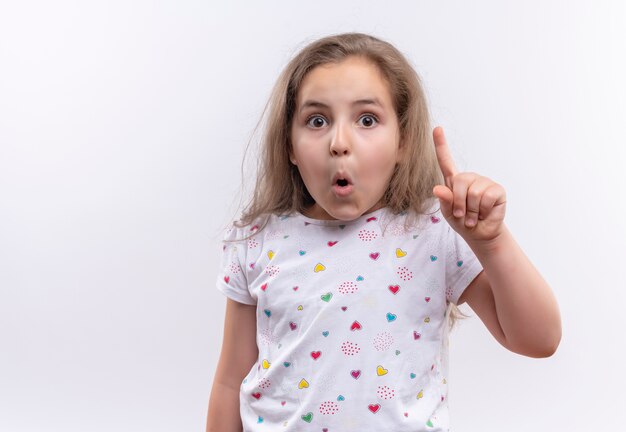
[215,223,257,305]
[444,224,484,305]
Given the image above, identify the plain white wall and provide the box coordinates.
[1,1,625,430]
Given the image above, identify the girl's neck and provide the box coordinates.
[302,201,386,221]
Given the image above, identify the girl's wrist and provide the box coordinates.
[466,223,511,256]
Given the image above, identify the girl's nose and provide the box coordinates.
[329,120,351,156]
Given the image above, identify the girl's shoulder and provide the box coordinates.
[221,202,448,243]
[220,213,276,243]
[381,199,446,235]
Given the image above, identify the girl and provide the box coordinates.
[207,32,561,432]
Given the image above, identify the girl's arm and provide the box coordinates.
[432,126,561,358]
[459,225,562,358]
[206,298,258,432]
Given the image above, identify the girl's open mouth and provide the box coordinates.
[333,178,353,197]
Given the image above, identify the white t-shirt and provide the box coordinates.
[216,203,483,431]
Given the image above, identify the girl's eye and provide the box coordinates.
[306,114,379,129]
[306,115,327,128]
[359,114,379,128]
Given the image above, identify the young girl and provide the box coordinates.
[206,32,561,432]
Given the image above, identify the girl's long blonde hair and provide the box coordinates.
[233,32,469,330]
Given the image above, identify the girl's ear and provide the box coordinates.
[396,138,405,163]
[289,148,298,165]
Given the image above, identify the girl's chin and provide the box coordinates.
[309,202,381,222]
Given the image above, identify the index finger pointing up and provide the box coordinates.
[433,126,458,184]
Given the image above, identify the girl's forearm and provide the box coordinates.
[207,381,243,432]
[467,224,562,357]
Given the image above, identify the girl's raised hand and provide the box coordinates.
[432,126,507,244]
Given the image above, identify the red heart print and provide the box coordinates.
[281,401,286,406]
[350,370,361,379]
[251,225,259,231]
[366,216,377,222]
[430,216,440,223]
[341,306,348,311]
[327,241,338,247]
[293,286,298,291]
[388,285,400,294]
[261,283,267,291]
[252,392,261,399]
[425,297,431,302]
[311,351,321,360]
[350,321,362,331]
[224,276,230,284]
[413,331,421,340]
[368,404,380,413]
[369,252,380,260]
[289,322,297,331]
[249,263,255,269]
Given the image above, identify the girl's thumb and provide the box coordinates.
[433,185,454,219]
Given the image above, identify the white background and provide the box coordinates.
[1,1,625,431]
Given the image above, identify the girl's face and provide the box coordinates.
[290,56,403,221]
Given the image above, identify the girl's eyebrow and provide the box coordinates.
[299,98,383,113]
